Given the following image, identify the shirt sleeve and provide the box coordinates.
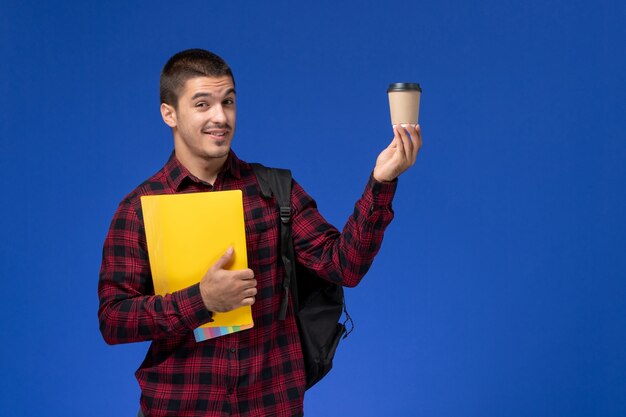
[97,198,213,345]
[290,173,397,288]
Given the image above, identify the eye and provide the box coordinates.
[195,102,208,108]
[223,97,235,105]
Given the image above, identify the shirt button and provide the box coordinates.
[228,388,234,395]
[230,347,236,354]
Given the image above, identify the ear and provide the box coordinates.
[160,103,177,128]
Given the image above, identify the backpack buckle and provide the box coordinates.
[280,206,291,223]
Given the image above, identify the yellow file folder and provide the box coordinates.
[141,190,253,341]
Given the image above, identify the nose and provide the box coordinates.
[211,104,227,124]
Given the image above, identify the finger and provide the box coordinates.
[212,246,234,271]
[238,287,257,304]
[413,124,422,161]
[398,125,412,157]
[406,124,420,156]
[404,124,420,163]
[388,126,401,149]
[393,125,405,154]
[240,295,256,307]
[238,269,255,281]
[234,275,256,294]
[242,278,257,290]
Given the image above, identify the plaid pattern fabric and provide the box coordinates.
[98,151,396,417]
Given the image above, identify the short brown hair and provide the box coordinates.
[160,49,235,108]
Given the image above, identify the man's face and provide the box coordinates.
[161,75,236,167]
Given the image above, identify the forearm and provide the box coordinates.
[98,200,212,344]
[292,174,397,287]
[98,277,212,345]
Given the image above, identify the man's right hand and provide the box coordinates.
[199,247,257,312]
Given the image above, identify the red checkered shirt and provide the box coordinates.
[98,151,396,417]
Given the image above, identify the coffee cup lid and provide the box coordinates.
[387,82,422,93]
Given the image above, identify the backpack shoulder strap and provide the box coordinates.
[251,163,295,320]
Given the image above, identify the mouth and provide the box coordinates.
[203,129,230,140]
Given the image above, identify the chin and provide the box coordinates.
[204,146,230,159]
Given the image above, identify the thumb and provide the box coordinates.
[212,246,234,271]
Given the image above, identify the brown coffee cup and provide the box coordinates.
[388,83,422,126]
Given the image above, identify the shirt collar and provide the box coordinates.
[163,150,243,192]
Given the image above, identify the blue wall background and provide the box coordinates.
[1,1,625,416]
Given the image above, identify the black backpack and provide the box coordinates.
[251,164,354,389]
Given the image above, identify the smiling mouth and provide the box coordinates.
[203,130,229,138]
[202,124,231,139]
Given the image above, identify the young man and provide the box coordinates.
[98,49,422,417]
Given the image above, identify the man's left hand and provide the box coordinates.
[373,124,422,182]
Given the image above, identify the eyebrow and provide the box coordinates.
[191,88,236,101]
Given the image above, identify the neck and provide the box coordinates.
[174,147,228,185]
